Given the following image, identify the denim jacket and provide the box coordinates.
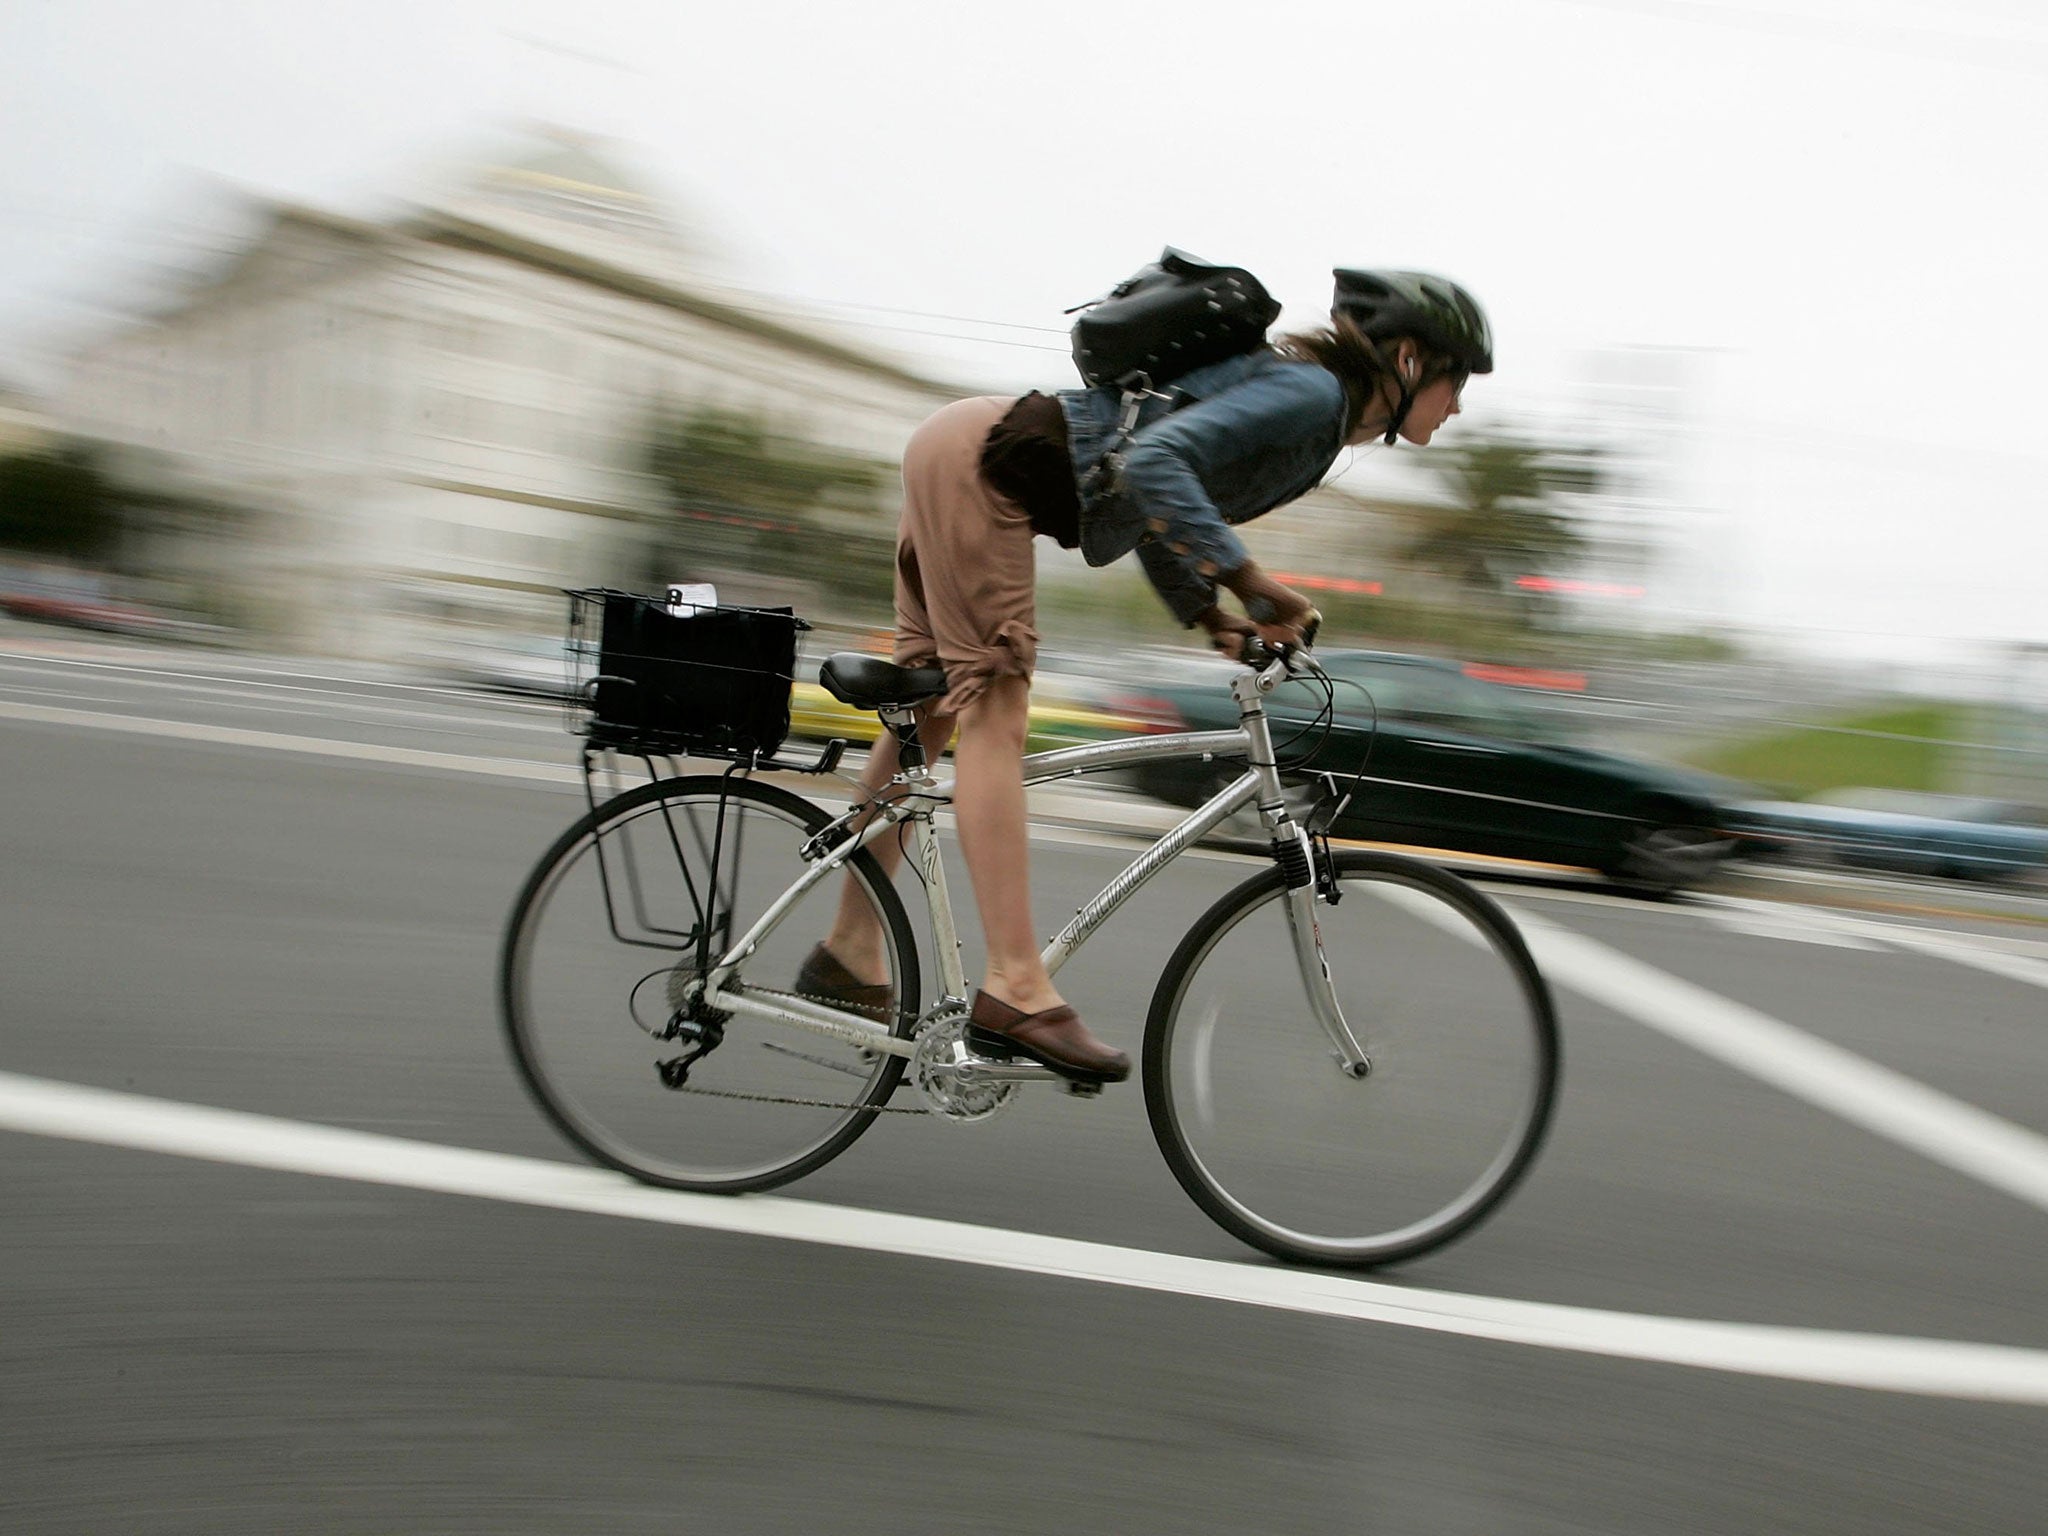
[1056,352,1349,624]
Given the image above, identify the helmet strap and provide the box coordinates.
[1383,379,1416,446]
[1353,331,1416,446]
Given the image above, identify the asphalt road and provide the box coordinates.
[5,634,2047,1534]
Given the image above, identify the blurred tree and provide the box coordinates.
[637,405,895,614]
[0,442,253,571]
[0,445,125,562]
[1401,433,1604,619]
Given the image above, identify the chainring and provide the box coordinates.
[910,1003,1019,1124]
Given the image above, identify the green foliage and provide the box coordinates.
[1037,565,1183,646]
[0,445,125,561]
[1684,703,1963,799]
[1402,432,1604,611]
[0,442,255,576]
[638,404,895,613]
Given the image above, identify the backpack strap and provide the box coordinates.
[1079,376,1176,505]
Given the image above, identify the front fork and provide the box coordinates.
[1234,672,1373,1079]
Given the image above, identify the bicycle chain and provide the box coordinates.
[665,1081,930,1114]
[663,979,932,1115]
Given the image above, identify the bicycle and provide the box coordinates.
[500,590,1560,1267]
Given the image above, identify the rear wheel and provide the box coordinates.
[501,774,920,1192]
[1144,850,1558,1267]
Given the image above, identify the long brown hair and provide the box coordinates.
[1276,313,1468,439]
[1272,312,1394,437]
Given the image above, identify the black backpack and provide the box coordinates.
[1068,248,1281,392]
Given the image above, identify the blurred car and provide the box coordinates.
[1724,791,2048,883]
[434,633,582,698]
[1115,648,1739,895]
[0,572,196,640]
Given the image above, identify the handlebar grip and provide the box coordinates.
[1237,609,1323,672]
[1242,597,1321,637]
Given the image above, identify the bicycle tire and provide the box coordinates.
[1143,849,1558,1267]
[501,774,920,1193]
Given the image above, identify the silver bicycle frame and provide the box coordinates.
[700,658,1369,1072]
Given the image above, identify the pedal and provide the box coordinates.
[1059,1079,1105,1098]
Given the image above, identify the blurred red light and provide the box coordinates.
[1514,575,1644,598]
[1272,570,1382,596]
[1463,663,1588,692]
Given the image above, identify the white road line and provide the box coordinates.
[0,654,562,733]
[1697,901,1883,950]
[1781,905,2048,993]
[0,684,127,706]
[3,1068,2045,1405]
[0,699,578,786]
[32,674,558,734]
[0,647,507,708]
[1887,938,2048,993]
[1516,912,2048,1213]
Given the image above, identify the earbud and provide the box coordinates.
[1403,357,1418,381]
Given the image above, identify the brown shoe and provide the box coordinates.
[966,990,1130,1083]
[794,943,894,1024]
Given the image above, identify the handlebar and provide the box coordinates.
[1238,607,1324,681]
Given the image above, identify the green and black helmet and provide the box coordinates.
[1331,269,1493,376]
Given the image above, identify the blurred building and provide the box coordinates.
[54,132,958,658]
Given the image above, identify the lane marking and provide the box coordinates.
[0,699,578,787]
[0,647,517,708]
[1516,913,2048,1213]
[4,673,560,736]
[1769,903,2048,993]
[3,1068,2046,1405]
[0,683,124,706]
[1697,901,1882,950]
[1883,937,2048,994]
[0,653,561,734]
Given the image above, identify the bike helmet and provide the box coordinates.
[1331,269,1493,376]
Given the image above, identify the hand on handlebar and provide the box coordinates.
[1240,610,1322,670]
[1219,561,1316,657]
[1197,602,1321,666]
[1195,606,1260,661]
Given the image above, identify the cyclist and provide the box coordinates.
[799,269,1493,1083]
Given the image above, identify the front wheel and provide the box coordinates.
[1143,850,1559,1267]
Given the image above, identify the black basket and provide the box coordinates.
[566,589,808,760]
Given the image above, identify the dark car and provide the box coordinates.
[1115,649,1736,895]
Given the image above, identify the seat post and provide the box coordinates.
[878,705,927,776]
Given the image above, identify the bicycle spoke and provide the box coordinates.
[1145,851,1558,1266]
[502,776,921,1192]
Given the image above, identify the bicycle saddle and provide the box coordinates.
[819,653,949,710]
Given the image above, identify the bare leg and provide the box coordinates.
[949,675,1125,1078]
[950,673,1063,1014]
[822,708,953,979]
[822,675,1062,1012]
[824,672,1124,1077]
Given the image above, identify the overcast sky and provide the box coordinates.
[3,0,2044,671]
